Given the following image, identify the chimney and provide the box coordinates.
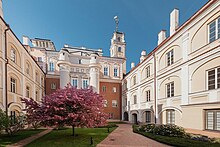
[158,30,166,45]
[140,50,147,63]
[0,0,3,18]
[22,36,29,46]
[131,62,135,69]
[170,8,179,36]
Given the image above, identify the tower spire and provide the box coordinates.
[0,0,3,18]
[114,16,119,32]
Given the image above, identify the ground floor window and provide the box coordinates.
[146,111,151,123]
[109,113,114,119]
[206,110,220,131]
[166,109,175,125]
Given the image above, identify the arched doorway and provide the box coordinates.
[132,113,138,124]
[124,112,129,121]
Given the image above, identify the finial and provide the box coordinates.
[114,16,119,32]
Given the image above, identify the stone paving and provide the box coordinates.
[6,129,52,147]
[97,124,170,147]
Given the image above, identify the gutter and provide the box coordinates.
[4,24,10,116]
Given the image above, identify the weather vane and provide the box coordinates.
[114,16,119,32]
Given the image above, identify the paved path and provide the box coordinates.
[97,124,170,147]
[6,129,52,147]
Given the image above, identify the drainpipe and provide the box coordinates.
[153,53,157,124]
[4,24,10,116]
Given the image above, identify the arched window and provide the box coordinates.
[26,63,30,75]
[11,49,16,63]
[118,47,122,52]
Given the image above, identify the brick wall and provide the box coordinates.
[45,78,60,95]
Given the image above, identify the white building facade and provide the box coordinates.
[122,0,220,131]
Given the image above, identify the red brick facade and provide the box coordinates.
[100,82,122,120]
[45,77,60,95]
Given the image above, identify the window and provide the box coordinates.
[166,109,175,124]
[79,59,81,64]
[49,62,54,71]
[206,110,220,131]
[167,50,174,66]
[82,79,88,89]
[166,82,174,98]
[38,57,43,62]
[133,76,136,85]
[117,37,120,42]
[26,86,30,98]
[146,111,151,123]
[35,72,38,82]
[11,49,16,62]
[118,47,122,52]
[133,95,137,104]
[102,86,106,92]
[146,90,150,102]
[112,100,117,107]
[104,67,108,76]
[207,67,220,90]
[146,66,150,78]
[10,78,16,93]
[109,113,114,119]
[113,87,117,93]
[51,83,56,90]
[72,79,78,88]
[103,100,107,107]
[35,91,38,101]
[26,63,30,75]
[209,17,220,43]
[114,67,118,77]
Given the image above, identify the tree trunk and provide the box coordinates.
[72,125,75,136]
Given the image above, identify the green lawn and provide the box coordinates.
[25,127,116,147]
[0,129,44,147]
[133,127,220,147]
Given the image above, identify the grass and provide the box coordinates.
[133,126,220,147]
[0,129,44,147]
[25,127,116,147]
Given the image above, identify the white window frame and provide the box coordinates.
[82,79,89,89]
[146,90,150,102]
[208,17,220,43]
[103,100,107,107]
[102,86,106,92]
[166,49,174,66]
[72,78,78,88]
[112,100,117,107]
[104,67,108,76]
[11,49,16,63]
[113,87,117,93]
[114,67,118,77]
[207,67,220,90]
[166,82,174,98]
[166,109,175,125]
[49,62,55,71]
[146,66,150,78]
[10,78,16,93]
[51,83,56,90]
[26,86,30,98]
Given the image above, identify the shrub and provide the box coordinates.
[137,124,186,137]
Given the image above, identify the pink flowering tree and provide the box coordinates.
[22,84,108,136]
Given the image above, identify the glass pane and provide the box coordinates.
[207,112,214,130]
[209,21,216,43]
[216,112,220,131]
[218,18,220,39]
[208,70,215,90]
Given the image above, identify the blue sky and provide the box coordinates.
[3,0,207,72]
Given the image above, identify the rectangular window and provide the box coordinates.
[166,82,174,98]
[49,62,54,71]
[146,111,151,123]
[36,91,38,101]
[38,57,43,62]
[114,68,118,77]
[11,49,16,62]
[104,67,108,76]
[209,17,220,43]
[146,66,150,78]
[206,110,220,131]
[26,86,30,98]
[10,78,16,93]
[72,79,78,88]
[51,83,56,90]
[146,90,150,102]
[167,50,174,66]
[113,87,117,93]
[109,113,114,119]
[207,67,220,90]
[133,76,136,85]
[82,79,88,89]
[103,100,107,107]
[102,86,106,92]
[134,95,137,104]
[166,110,175,125]
[112,100,118,107]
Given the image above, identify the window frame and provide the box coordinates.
[166,82,174,98]
[114,67,118,77]
[207,67,220,90]
[102,86,106,92]
[146,90,151,102]
[51,83,56,90]
[112,100,118,107]
[10,77,16,93]
[10,48,16,63]
[166,109,175,125]
[166,49,174,66]
[104,67,108,76]
[208,17,220,43]
[133,95,137,104]
[26,86,30,98]
[205,109,220,131]
[146,66,150,78]
[82,79,89,89]
[72,78,78,88]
